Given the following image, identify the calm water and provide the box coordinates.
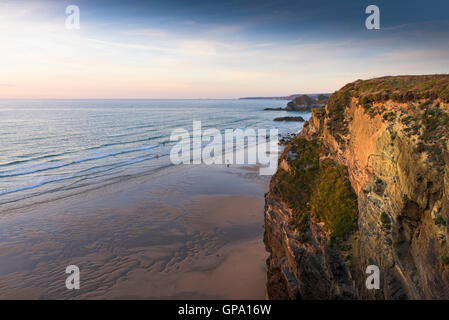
[0,99,309,211]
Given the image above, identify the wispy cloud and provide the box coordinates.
[380,49,449,60]
[84,37,178,53]
[126,28,167,37]
[0,0,448,98]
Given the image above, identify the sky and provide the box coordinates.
[1,0,449,98]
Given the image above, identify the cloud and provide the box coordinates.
[1,0,449,98]
[84,37,177,53]
[380,49,449,60]
[126,28,167,37]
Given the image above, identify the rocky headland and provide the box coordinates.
[264,75,449,299]
[265,94,328,111]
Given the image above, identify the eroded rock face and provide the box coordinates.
[264,194,356,299]
[265,75,449,300]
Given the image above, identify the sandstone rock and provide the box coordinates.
[265,75,449,299]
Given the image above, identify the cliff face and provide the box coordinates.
[264,75,449,299]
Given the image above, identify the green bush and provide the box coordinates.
[381,212,391,229]
[381,212,390,224]
[434,215,446,226]
[442,256,449,265]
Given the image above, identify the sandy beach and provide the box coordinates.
[0,163,270,299]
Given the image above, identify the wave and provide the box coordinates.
[0,135,165,169]
[0,134,263,200]
[0,175,74,196]
[0,151,169,198]
[85,136,163,152]
[0,144,159,178]
[0,153,67,168]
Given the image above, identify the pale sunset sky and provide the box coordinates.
[1,0,449,98]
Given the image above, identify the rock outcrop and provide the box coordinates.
[273,116,305,122]
[264,75,449,299]
[285,95,326,111]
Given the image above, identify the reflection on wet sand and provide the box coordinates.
[0,164,269,299]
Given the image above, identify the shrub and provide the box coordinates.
[383,112,396,122]
[381,212,391,229]
[421,106,449,144]
[442,256,449,265]
[434,215,446,226]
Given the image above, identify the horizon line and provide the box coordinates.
[0,93,333,101]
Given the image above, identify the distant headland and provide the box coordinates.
[264,94,330,111]
[239,93,331,101]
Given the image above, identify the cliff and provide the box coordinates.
[264,75,449,299]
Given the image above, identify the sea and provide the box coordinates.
[0,99,310,211]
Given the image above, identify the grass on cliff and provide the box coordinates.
[411,102,449,166]
[354,75,449,103]
[272,138,321,234]
[309,160,358,242]
[421,104,449,143]
[326,87,351,135]
[325,75,449,135]
[272,138,358,245]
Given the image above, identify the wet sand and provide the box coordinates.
[0,163,270,299]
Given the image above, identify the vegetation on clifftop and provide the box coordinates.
[353,75,449,103]
[326,87,351,135]
[326,75,449,136]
